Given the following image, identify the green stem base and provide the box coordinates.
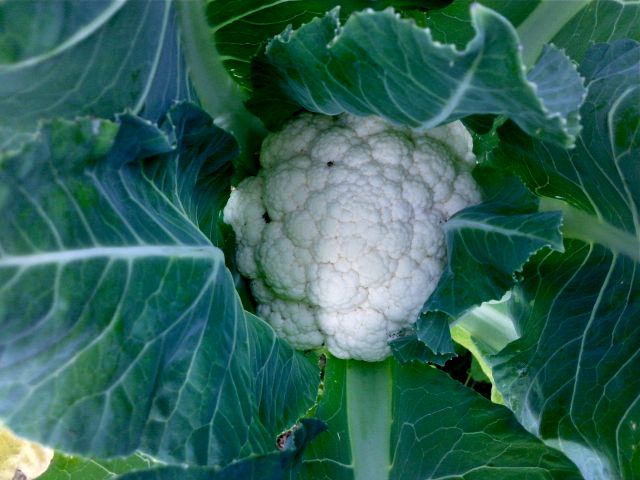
[346,359,392,480]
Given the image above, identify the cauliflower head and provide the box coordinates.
[0,426,53,479]
[224,113,480,361]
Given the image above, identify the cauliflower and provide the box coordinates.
[0,426,53,479]
[224,113,481,361]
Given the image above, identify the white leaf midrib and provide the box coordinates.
[444,217,559,244]
[540,197,640,262]
[0,245,220,268]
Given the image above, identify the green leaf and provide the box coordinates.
[489,39,640,479]
[393,169,563,382]
[0,0,192,150]
[248,4,585,146]
[301,357,581,479]
[151,103,237,245]
[205,0,449,90]
[39,452,154,480]
[0,104,319,467]
[390,311,456,366]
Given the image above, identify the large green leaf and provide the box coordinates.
[182,1,447,164]
[205,0,449,89]
[426,170,564,319]
[489,39,640,479]
[0,104,319,468]
[0,0,192,152]
[300,357,580,479]
[248,5,585,146]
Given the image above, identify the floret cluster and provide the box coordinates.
[224,113,480,360]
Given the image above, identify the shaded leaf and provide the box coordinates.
[39,452,153,480]
[416,311,455,355]
[389,334,454,366]
[0,0,192,150]
[423,0,536,47]
[422,0,640,62]
[114,419,326,480]
[205,0,450,89]
[551,0,640,63]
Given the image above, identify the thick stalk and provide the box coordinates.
[175,0,265,161]
[540,198,640,262]
[452,299,519,354]
[517,0,593,67]
[346,359,392,480]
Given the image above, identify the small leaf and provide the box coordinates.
[426,170,564,320]
[389,334,455,366]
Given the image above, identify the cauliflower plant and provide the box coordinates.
[0,426,53,479]
[224,113,481,361]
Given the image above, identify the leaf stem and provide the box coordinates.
[175,0,265,161]
[346,359,392,480]
[452,299,519,354]
[517,0,592,67]
[540,198,640,262]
